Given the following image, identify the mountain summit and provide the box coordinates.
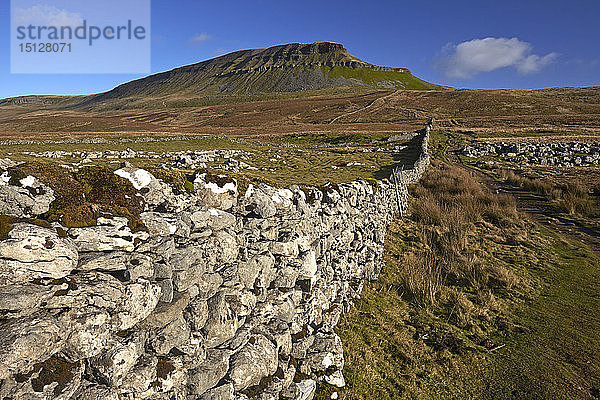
[94,42,437,102]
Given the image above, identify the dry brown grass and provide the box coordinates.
[498,168,599,218]
[335,161,546,400]
[403,162,519,306]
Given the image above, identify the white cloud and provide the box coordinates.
[190,33,211,44]
[14,5,83,27]
[517,53,557,74]
[438,37,557,79]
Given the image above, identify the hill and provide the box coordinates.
[91,42,437,100]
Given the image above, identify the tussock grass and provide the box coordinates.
[403,162,519,306]
[334,161,544,400]
[498,168,599,218]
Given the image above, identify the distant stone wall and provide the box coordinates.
[0,126,430,400]
[462,140,600,167]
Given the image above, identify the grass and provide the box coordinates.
[331,160,600,399]
[496,168,600,223]
[436,225,600,399]
[321,66,439,90]
[0,131,420,188]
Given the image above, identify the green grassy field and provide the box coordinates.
[0,132,421,188]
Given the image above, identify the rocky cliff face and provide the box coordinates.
[0,128,429,400]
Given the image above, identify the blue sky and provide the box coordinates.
[1,0,599,98]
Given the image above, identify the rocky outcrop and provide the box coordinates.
[0,128,430,399]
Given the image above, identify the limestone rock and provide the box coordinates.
[300,331,344,380]
[60,308,112,360]
[0,283,58,318]
[114,279,162,330]
[114,166,177,211]
[118,354,157,396]
[296,379,317,400]
[185,296,209,331]
[140,291,191,330]
[270,240,298,257]
[238,253,274,289]
[75,382,119,400]
[209,230,239,264]
[77,251,130,272]
[151,314,191,355]
[43,272,124,311]
[191,208,236,231]
[195,272,223,299]
[0,315,66,379]
[187,349,231,396]
[0,173,54,218]
[198,382,235,400]
[228,334,278,391]
[298,250,317,280]
[140,212,176,236]
[194,173,237,210]
[203,291,239,348]
[88,331,147,387]
[0,357,84,400]
[157,278,174,303]
[0,223,78,285]
[68,217,148,252]
[243,184,276,218]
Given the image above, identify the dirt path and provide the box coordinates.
[328,90,399,124]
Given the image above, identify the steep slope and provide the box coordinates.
[90,42,438,102]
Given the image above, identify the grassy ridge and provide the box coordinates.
[321,66,438,90]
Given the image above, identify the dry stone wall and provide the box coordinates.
[0,126,430,400]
